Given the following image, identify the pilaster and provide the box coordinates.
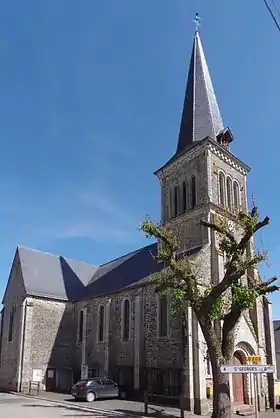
[104,298,112,376]
[192,312,208,415]
[134,291,142,390]
[255,297,266,411]
[81,306,87,370]
[181,306,194,412]
[16,299,27,392]
[21,298,34,388]
[264,299,277,410]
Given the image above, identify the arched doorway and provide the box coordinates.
[232,352,245,405]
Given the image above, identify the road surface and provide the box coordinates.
[0,392,135,417]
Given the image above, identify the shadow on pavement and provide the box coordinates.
[22,403,137,417]
[22,403,90,412]
[61,415,124,418]
[116,408,178,417]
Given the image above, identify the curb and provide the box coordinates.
[9,391,139,416]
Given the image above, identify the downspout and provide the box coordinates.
[17,298,27,392]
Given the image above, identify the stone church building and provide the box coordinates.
[0,31,277,414]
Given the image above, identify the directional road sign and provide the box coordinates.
[247,356,261,364]
[220,364,275,374]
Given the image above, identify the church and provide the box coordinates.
[0,30,277,415]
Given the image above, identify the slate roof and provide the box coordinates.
[85,243,163,298]
[274,320,280,352]
[176,31,224,155]
[5,243,163,302]
[17,246,98,301]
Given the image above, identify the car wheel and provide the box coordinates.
[119,390,126,400]
[86,392,96,402]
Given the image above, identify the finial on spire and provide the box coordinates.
[193,13,201,32]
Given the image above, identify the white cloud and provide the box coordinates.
[0,180,140,246]
[36,220,136,244]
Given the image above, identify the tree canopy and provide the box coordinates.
[140,205,279,418]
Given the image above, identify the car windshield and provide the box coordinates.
[76,380,91,385]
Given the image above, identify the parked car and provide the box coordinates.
[71,377,126,402]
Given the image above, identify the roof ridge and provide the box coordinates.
[17,245,98,268]
[98,242,156,268]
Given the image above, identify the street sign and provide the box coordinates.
[247,356,261,364]
[220,364,275,374]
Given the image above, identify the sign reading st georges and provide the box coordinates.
[220,364,275,374]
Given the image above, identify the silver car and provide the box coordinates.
[71,377,126,402]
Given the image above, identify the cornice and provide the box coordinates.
[207,140,250,176]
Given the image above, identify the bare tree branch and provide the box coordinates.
[237,216,269,251]
[258,284,280,295]
[259,276,278,287]
[201,219,236,244]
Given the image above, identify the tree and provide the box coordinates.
[140,205,279,418]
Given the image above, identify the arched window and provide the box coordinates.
[174,186,179,217]
[78,310,84,342]
[191,176,196,209]
[122,299,130,341]
[8,307,15,342]
[219,172,225,206]
[226,177,232,210]
[158,295,168,337]
[233,181,240,210]
[98,305,105,342]
[182,182,187,213]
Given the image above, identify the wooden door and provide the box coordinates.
[232,354,245,405]
[46,368,56,392]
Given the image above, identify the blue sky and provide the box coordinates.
[0,0,280,317]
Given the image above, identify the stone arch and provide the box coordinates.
[232,350,246,405]
[232,342,255,406]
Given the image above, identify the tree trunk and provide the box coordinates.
[180,310,192,412]
[211,364,232,418]
[196,315,232,418]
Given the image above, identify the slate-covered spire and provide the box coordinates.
[176,31,224,154]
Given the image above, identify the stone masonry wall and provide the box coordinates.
[143,284,182,369]
[0,253,26,391]
[143,245,211,370]
[21,298,74,388]
[80,288,139,377]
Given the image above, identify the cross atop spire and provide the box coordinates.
[176,30,224,155]
[193,13,201,32]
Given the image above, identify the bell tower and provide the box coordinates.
[154,30,249,257]
[153,26,266,415]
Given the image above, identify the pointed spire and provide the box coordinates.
[176,30,224,154]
